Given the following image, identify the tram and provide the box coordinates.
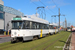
[11,16,49,42]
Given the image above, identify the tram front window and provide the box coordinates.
[12,21,23,29]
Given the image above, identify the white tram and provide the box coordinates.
[49,24,58,35]
[11,16,49,42]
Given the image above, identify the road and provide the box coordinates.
[0,36,11,43]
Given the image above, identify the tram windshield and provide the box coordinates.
[12,21,23,29]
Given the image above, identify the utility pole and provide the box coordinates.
[58,8,60,32]
[63,22,65,31]
[65,18,67,31]
[51,8,65,33]
[63,22,64,28]
[59,8,60,29]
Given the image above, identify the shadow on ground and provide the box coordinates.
[59,40,66,43]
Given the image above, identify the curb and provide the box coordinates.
[0,35,11,37]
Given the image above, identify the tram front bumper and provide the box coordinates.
[11,37,17,41]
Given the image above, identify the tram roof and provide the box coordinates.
[12,16,49,24]
[22,17,49,24]
[49,23,58,26]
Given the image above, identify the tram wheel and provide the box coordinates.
[32,36,38,40]
[16,39,19,42]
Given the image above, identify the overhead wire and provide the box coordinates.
[30,1,39,6]
[30,0,59,23]
[39,0,56,14]
[30,0,52,15]
[52,0,65,24]
[52,0,59,9]
[39,0,59,23]
[52,0,65,18]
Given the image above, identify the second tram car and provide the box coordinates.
[49,24,58,35]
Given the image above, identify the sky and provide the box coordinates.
[2,0,75,27]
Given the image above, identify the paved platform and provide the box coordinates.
[71,32,75,50]
[0,35,11,38]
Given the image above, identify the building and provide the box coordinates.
[0,0,24,31]
[4,6,24,31]
[0,0,4,30]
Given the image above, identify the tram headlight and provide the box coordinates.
[14,32,17,35]
[18,34,19,36]
[23,34,25,36]
[12,34,13,36]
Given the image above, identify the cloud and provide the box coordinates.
[60,21,63,24]
[50,5,56,9]
[31,0,40,2]
[57,21,63,24]
[46,1,53,4]
[55,0,70,6]
[25,13,40,18]
[46,0,70,7]
[52,23,58,26]
[45,6,48,9]
[18,9,21,11]
[45,5,56,9]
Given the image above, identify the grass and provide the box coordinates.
[0,31,71,50]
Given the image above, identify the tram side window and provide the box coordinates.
[36,23,39,29]
[44,24,45,29]
[47,24,49,29]
[31,22,49,29]
[23,21,30,29]
[39,24,42,29]
[25,21,30,29]
[44,24,46,29]
[49,25,51,29]
[45,24,49,29]
[32,22,36,29]
[52,25,55,29]
[50,25,53,29]
[42,24,44,29]
[23,22,25,29]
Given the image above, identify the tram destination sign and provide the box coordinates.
[13,17,21,20]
